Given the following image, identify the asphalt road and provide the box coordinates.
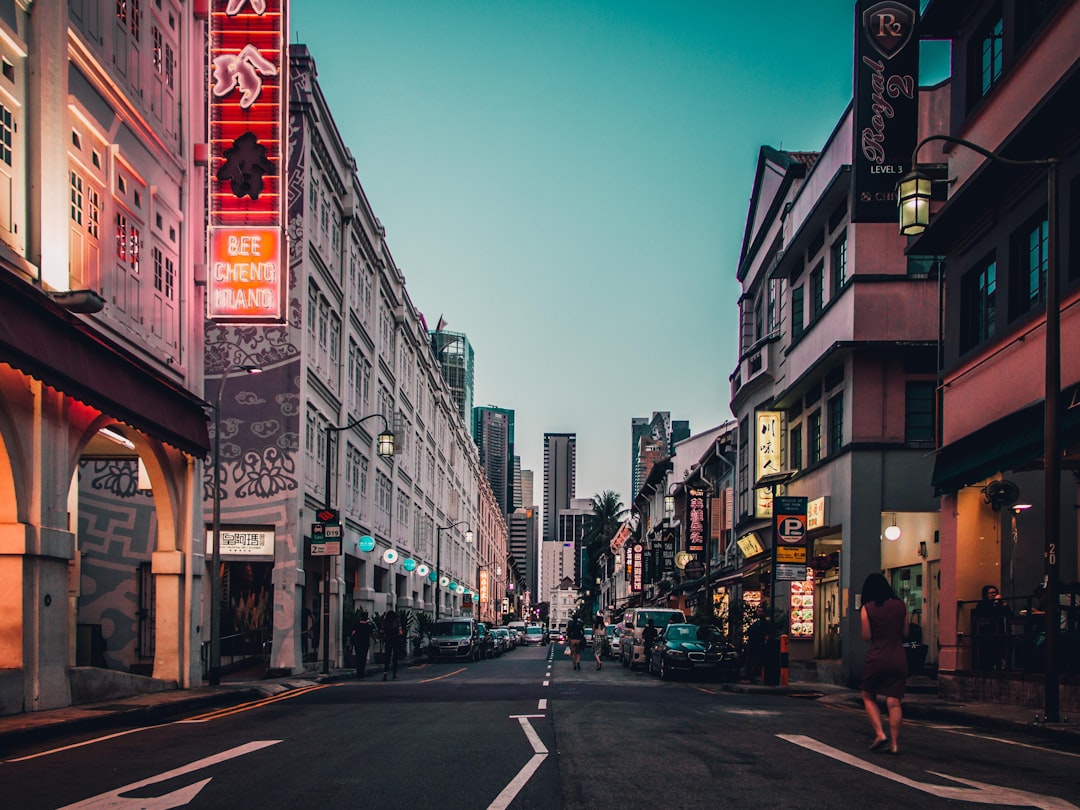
[3,644,1080,809]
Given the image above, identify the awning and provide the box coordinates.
[931,388,1080,495]
[0,273,211,457]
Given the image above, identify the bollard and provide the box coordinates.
[780,633,789,686]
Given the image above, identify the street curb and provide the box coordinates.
[0,687,264,754]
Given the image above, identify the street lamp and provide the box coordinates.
[899,134,1061,721]
[321,413,395,675]
[208,363,262,686]
[435,521,472,622]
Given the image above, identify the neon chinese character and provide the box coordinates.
[213,45,278,110]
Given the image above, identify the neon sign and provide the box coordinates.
[208,0,288,322]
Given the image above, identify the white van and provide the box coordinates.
[619,607,686,670]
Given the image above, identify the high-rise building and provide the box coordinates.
[558,498,595,587]
[631,412,690,497]
[430,330,474,424]
[520,468,534,511]
[509,506,540,604]
[473,406,514,515]
[543,433,576,542]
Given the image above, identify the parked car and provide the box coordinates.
[520,626,547,646]
[605,625,622,659]
[583,628,594,648]
[491,627,511,655]
[620,608,687,670]
[649,623,741,682]
[505,627,520,649]
[427,619,483,662]
[475,624,496,659]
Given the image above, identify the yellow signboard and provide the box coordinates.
[776,546,807,564]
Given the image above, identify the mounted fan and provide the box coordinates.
[983,480,1021,511]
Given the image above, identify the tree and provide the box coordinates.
[582,490,627,602]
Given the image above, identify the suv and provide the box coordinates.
[619,608,686,670]
[427,618,483,662]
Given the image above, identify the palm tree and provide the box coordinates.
[582,491,627,602]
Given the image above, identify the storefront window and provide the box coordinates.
[891,564,922,619]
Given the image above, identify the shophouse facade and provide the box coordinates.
[0,1,212,713]
[729,75,953,684]
[910,0,1079,706]
[203,44,506,676]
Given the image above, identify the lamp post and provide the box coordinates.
[435,521,472,622]
[322,413,395,675]
[208,363,262,686]
[899,135,1061,721]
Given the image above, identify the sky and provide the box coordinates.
[290,1,948,507]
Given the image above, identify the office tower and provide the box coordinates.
[520,468,534,512]
[430,329,474,424]
[509,507,540,602]
[473,406,514,515]
[543,433,576,542]
[558,498,595,587]
[631,412,691,497]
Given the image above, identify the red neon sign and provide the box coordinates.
[208,0,288,322]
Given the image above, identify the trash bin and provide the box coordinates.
[904,642,927,676]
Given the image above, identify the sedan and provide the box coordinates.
[649,623,740,682]
[520,626,547,646]
[605,625,622,659]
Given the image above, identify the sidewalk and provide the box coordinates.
[1,663,1077,753]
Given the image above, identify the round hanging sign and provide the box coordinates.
[383,548,399,564]
[416,564,429,577]
[403,558,417,572]
[439,575,450,587]
[358,535,376,553]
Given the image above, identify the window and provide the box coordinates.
[810,261,824,319]
[0,104,11,166]
[789,425,802,471]
[905,381,936,443]
[791,286,804,339]
[807,410,822,465]
[971,10,1004,101]
[907,255,944,277]
[831,234,846,295]
[961,257,996,352]
[1010,211,1048,319]
[827,394,843,455]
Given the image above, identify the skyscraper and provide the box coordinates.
[430,329,474,423]
[473,405,514,516]
[543,433,576,543]
[631,412,690,497]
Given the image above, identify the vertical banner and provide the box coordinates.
[851,0,920,222]
[630,543,644,593]
[687,486,709,555]
[209,0,289,322]
[755,411,782,518]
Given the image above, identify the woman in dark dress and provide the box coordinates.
[860,573,908,755]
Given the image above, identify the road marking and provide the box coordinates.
[487,717,548,810]
[419,667,466,683]
[542,680,549,687]
[695,687,719,695]
[927,725,1080,759]
[509,714,546,719]
[538,699,547,711]
[779,734,1079,809]
[57,740,281,809]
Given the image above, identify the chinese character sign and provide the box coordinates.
[687,487,709,554]
[208,0,288,322]
[755,411,782,518]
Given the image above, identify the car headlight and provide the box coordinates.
[668,649,687,658]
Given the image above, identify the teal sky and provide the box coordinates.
[291,1,948,506]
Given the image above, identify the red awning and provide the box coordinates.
[0,273,210,457]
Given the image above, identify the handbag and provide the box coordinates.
[564,646,571,656]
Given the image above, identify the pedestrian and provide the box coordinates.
[382,610,403,680]
[301,607,313,662]
[860,573,908,755]
[642,618,658,670]
[592,613,606,670]
[973,584,1011,671]
[744,605,769,683]
[351,612,373,679]
[566,615,585,670]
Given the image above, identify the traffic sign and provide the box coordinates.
[311,522,325,538]
[323,524,342,539]
[774,496,808,546]
[315,508,339,524]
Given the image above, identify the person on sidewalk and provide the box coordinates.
[566,616,585,670]
[351,612,374,679]
[860,573,908,755]
[642,619,658,671]
[382,611,403,680]
[592,613,606,670]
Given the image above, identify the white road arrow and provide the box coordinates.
[779,734,1078,809]
[59,739,281,809]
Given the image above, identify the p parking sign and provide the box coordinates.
[774,496,808,547]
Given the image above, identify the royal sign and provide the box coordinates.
[208,0,288,322]
[851,0,919,222]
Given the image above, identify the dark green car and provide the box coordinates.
[649,624,740,682]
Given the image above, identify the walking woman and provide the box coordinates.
[592,613,606,670]
[860,573,908,755]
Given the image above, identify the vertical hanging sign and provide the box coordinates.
[208,0,288,322]
[851,0,919,222]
